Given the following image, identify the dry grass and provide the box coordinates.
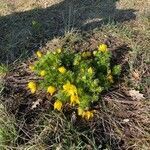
[0,103,17,150]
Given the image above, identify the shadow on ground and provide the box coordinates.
[0,0,136,64]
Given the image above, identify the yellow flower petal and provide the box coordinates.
[98,44,108,52]
[47,86,56,95]
[82,111,94,120]
[85,111,91,120]
[78,107,84,116]
[81,111,86,118]
[27,81,36,93]
[54,100,62,111]
[58,66,66,74]
[63,82,77,96]
[36,51,42,58]
[28,81,35,88]
[70,94,80,106]
[84,111,94,120]
[31,88,36,94]
[40,70,46,77]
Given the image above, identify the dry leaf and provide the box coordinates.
[132,70,140,80]
[129,90,144,100]
[31,99,42,109]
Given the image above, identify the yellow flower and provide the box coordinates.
[82,111,94,120]
[58,66,66,74]
[40,70,46,77]
[36,51,42,58]
[27,81,36,93]
[47,86,56,95]
[56,48,61,53]
[107,75,114,83]
[78,107,84,116]
[98,44,108,52]
[29,65,35,71]
[63,82,77,96]
[54,100,62,111]
[82,52,91,58]
[70,94,80,106]
[88,67,93,74]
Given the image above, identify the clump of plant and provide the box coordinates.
[28,44,121,120]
